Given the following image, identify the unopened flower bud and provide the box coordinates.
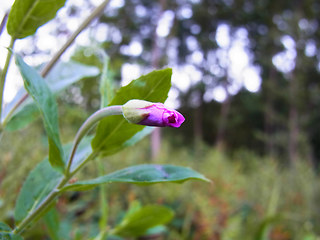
[122,100,185,128]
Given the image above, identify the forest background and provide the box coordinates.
[1,0,320,239]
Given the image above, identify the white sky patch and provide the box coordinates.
[94,23,108,42]
[172,69,191,93]
[228,40,249,75]
[37,34,57,52]
[190,24,201,35]
[0,0,13,17]
[305,40,316,57]
[109,0,125,8]
[205,24,263,102]
[272,35,296,73]
[171,64,202,94]
[216,24,231,48]
[186,36,198,51]
[90,0,105,6]
[156,10,175,37]
[282,35,295,49]
[177,5,193,19]
[135,5,147,18]
[204,86,227,103]
[190,51,203,65]
[213,86,227,102]
[243,67,262,92]
[75,28,91,45]
[216,48,229,68]
[121,63,141,86]
[120,40,143,56]
[166,88,180,109]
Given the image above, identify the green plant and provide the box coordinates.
[0,1,208,239]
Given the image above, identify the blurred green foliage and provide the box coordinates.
[1,105,320,239]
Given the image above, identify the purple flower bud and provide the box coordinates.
[122,100,185,128]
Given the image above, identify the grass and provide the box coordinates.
[1,125,320,239]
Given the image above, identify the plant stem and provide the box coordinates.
[0,37,15,125]
[41,0,110,77]
[12,105,122,235]
[97,157,108,238]
[65,105,123,175]
[1,0,110,129]
[12,177,67,235]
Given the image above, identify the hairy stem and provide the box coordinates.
[0,37,15,126]
[12,177,67,235]
[13,105,122,235]
[65,105,123,175]
[12,152,97,235]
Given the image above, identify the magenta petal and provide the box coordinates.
[138,103,185,128]
[163,110,185,127]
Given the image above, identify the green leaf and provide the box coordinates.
[0,224,24,240]
[14,141,91,224]
[0,222,12,232]
[7,0,66,39]
[43,208,60,240]
[71,46,104,69]
[14,159,62,224]
[92,68,172,156]
[61,164,210,191]
[69,136,93,173]
[4,61,99,131]
[45,61,99,93]
[254,216,281,240]
[111,205,174,238]
[14,54,65,171]
[123,127,154,148]
[5,103,40,131]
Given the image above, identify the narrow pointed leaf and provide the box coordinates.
[111,205,174,238]
[14,141,92,224]
[123,127,154,148]
[4,61,99,131]
[92,68,172,156]
[0,222,23,240]
[7,0,66,39]
[5,103,40,131]
[14,159,62,224]
[0,222,12,232]
[45,61,99,93]
[43,208,60,240]
[61,164,210,191]
[14,54,64,171]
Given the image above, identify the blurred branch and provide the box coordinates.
[41,0,110,77]
[1,0,110,128]
[0,12,8,37]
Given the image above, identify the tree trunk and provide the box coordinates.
[216,82,231,151]
[288,72,299,165]
[264,68,277,157]
[193,90,204,145]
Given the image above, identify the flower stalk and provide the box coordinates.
[11,101,184,235]
[12,106,122,235]
[66,105,123,175]
[0,37,15,126]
